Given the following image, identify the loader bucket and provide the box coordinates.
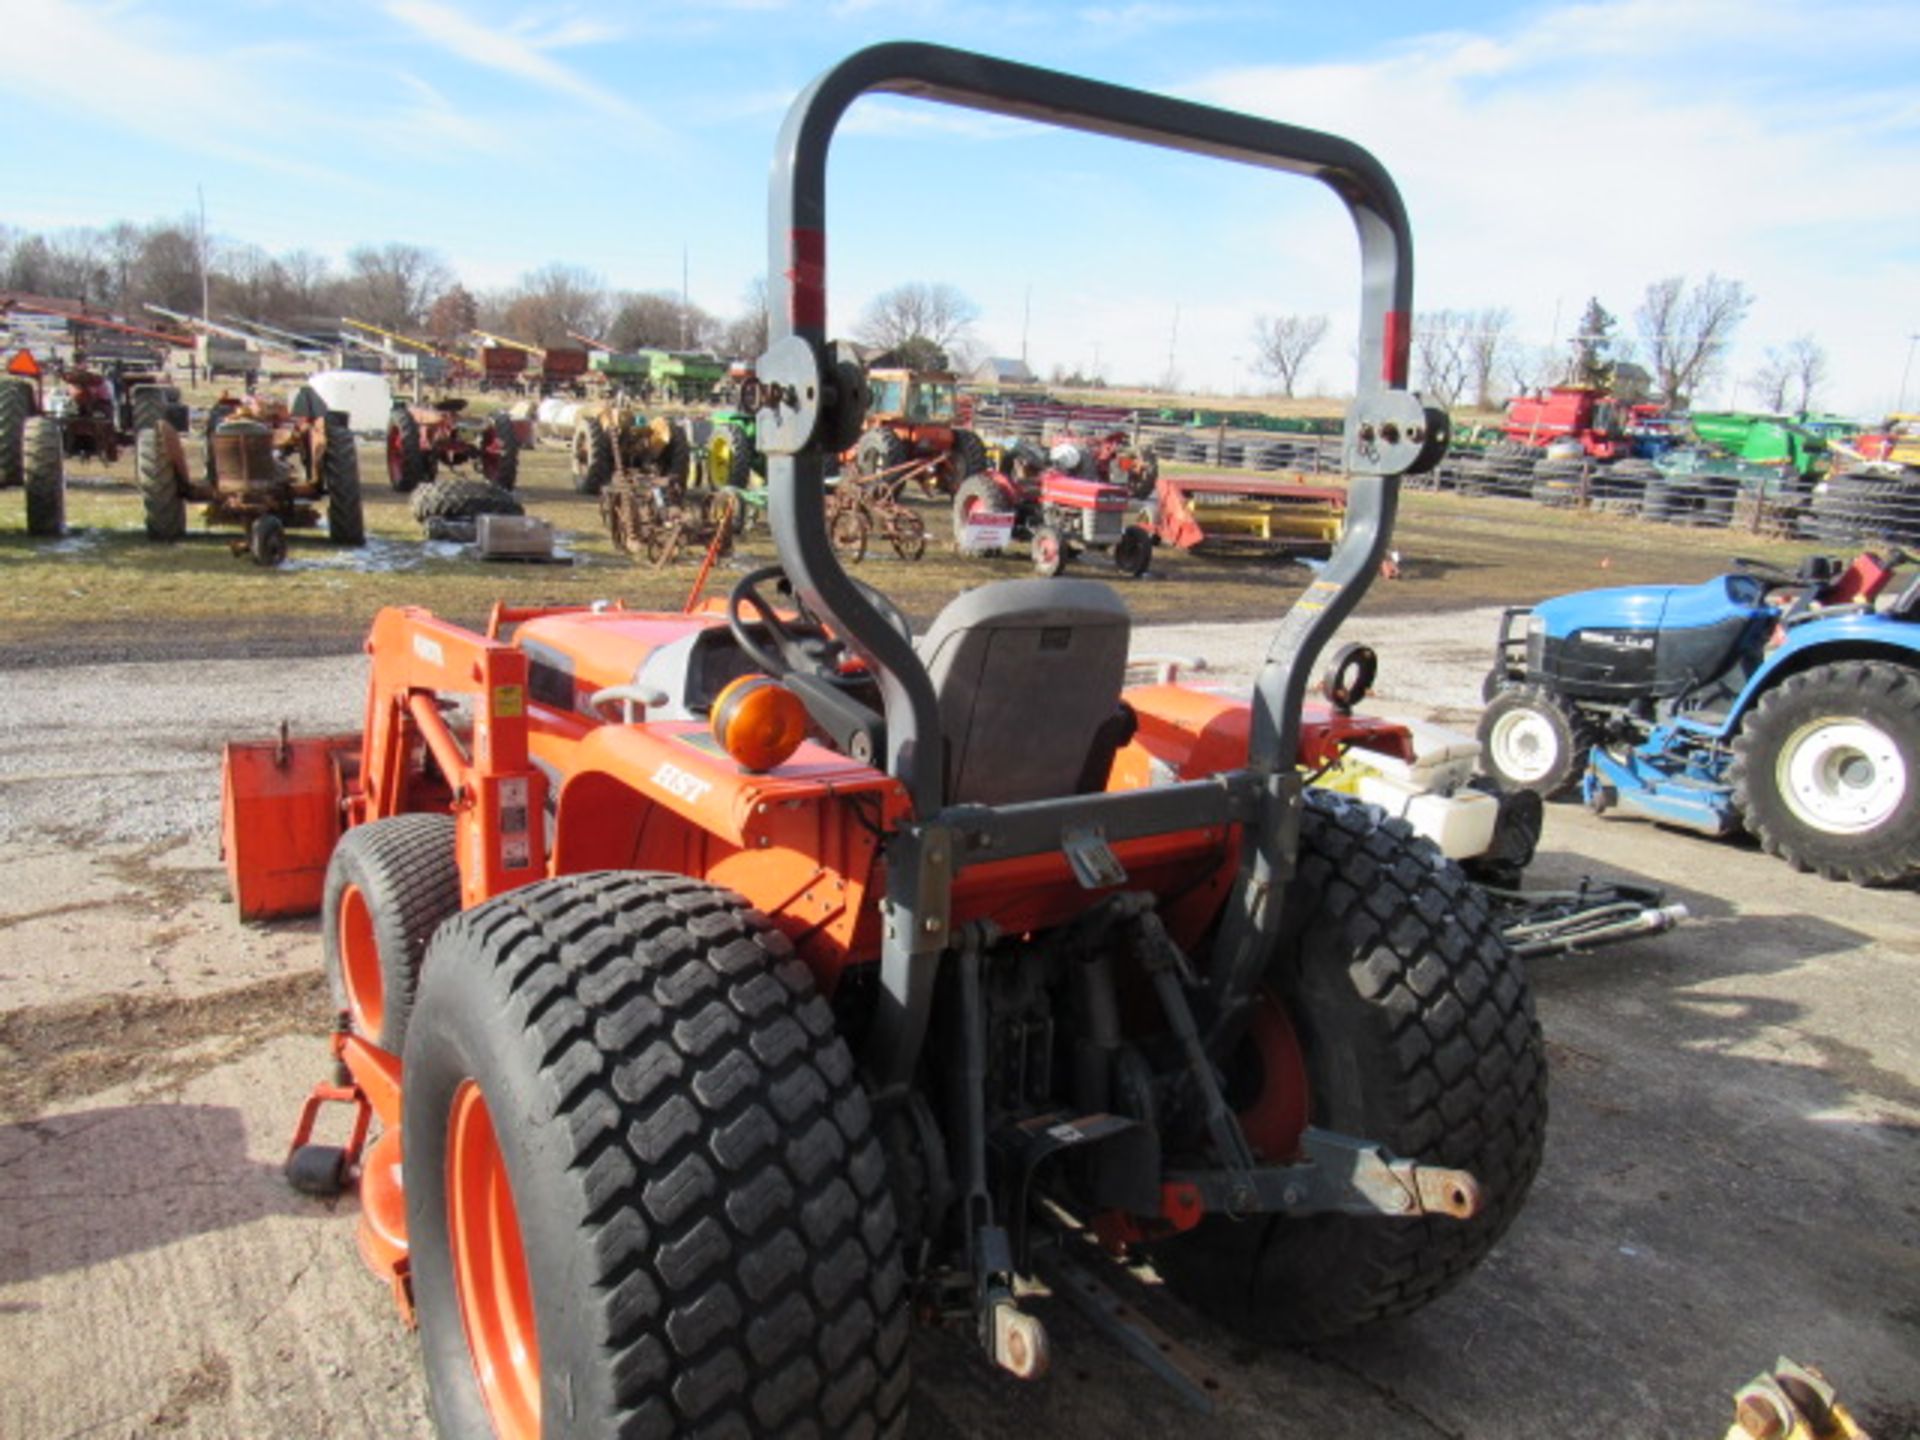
[220,733,356,920]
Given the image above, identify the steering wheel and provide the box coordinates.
[727,564,913,686]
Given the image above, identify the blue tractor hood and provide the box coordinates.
[1530,573,1773,702]
[1533,573,1770,639]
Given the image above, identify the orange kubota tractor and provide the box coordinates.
[225,44,1530,1437]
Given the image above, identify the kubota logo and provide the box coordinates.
[650,762,712,806]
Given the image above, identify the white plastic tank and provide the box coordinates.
[306,370,394,434]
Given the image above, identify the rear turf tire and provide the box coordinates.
[1477,683,1590,798]
[1730,661,1920,884]
[22,416,64,537]
[402,872,910,1438]
[1150,790,1547,1342]
[321,814,460,1052]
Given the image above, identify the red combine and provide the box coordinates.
[1501,384,1658,459]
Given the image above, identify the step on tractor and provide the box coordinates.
[851,365,988,495]
[226,45,1537,1436]
[139,385,365,564]
[953,448,1153,577]
[0,351,69,536]
[569,398,689,496]
[1478,550,1920,884]
[388,399,523,494]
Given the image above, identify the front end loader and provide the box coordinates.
[225,44,1533,1437]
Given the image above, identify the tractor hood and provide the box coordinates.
[1533,573,1769,639]
[1530,574,1773,703]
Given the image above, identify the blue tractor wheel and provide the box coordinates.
[1730,660,1920,884]
[1477,684,1591,798]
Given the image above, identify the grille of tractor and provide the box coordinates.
[212,419,277,491]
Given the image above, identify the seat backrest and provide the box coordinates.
[917,578,1131,806]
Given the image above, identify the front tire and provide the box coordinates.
[1477,683,1590,797]
[1730,661,1920,884]
[402,872,910,1439]
[483,411,519,491]
[321,814,460,1052]
[1150,790,1546,1342]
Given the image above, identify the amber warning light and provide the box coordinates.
[710,675,809,772]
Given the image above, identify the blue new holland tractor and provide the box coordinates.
[1477,550,1920,885]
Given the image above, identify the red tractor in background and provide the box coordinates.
[386,399,525,493]
[1042,427,1161,498]
[961,436,1154,575]
[1500,384,1668,460]
[849,365,990,493]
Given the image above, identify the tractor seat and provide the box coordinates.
[917,578,1131,806]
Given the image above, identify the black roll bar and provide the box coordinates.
[760,41,1422,818]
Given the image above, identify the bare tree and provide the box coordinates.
[278,250,336,317]
[1503,343,1563,397]
[1748,349,1793,412]
[1464,307,1513,409]
[1635,274,1752,408]
[1411,310,1470,408]
[607,290,717,352]
[426,285,479,348]
[346,243,452,332]
[1784,335,1826,412]
[719,275,769,361]
[856,282,978,370]
[497,263,610,347]
[1249,313,1328,398]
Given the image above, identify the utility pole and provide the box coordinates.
[197,183,210,323]
[1165,304,1179,392]
[1898,332,1920,412]
[680,246,690,350]
[1020,284,1031,367]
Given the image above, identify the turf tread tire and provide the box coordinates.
[403,871,909,1439]
[1476,683,1591,798]
[1150,790,1547,1342]
[1728,660,1920,884]
[321,814,459,1051]
[22,416,64,537]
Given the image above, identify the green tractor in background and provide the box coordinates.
[1646,410,1832,529]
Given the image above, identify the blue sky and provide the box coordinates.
[3,0,1917,413]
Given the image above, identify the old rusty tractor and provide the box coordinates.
[139,385,364,564]
[851,365,989,494]
[227,44,1522,1436]
[569,397,690,496]
[955,443,1153,577]
[387,399,523,494]
[1043,428,1161,499]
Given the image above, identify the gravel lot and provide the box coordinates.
[1,607,1915,1439]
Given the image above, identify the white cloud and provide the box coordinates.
[1172,0,1920,412]
[383,0,655,124]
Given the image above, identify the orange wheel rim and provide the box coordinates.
[337,884,383,1037]
[1239,992,1310,1161]
[448,1080,541,1438]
